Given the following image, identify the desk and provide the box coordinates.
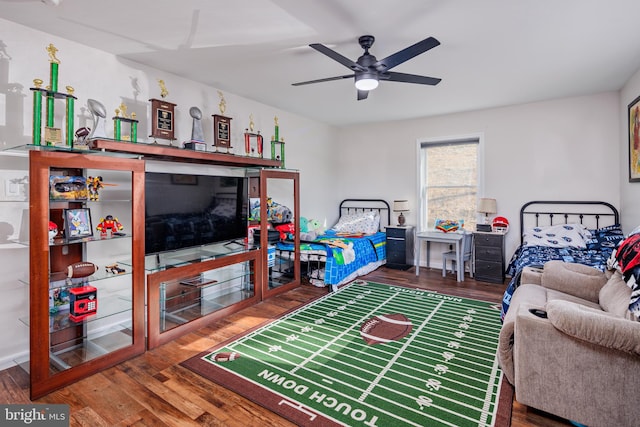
[415,230,465,281]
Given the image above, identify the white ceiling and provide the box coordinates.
[2,0,640,126]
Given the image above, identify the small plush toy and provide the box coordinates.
[307,218,325,235]
[300,217,309,233]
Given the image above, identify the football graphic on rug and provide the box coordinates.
[360,313,413,345]
[213,351,241,362]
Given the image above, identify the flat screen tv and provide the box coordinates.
[144,171,248,255]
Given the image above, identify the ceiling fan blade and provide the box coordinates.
[309,43,367,72]
[292,74,353,86]
[357,90,369,101]
[383,71,441,86]
[374,37,440,71]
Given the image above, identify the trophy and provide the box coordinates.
[184,106,206,151]
[149,79,176,143]
[113,102,138,142]
[212,91,232,153]
[86,98,109,140]
[271,116,286,168]
[243,114,263,157]
[30,44,77,147]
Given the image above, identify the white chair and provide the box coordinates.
[442,231,474,278]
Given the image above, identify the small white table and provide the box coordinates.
[415,230,465,281]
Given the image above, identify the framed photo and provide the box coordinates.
[64,208,93,240]
[628,94,640,182]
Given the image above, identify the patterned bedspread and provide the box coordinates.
[501,226,624,320]
[276,231,386,285]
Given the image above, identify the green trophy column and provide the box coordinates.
[131,120,138,143]
[46,62,59,128]
[114,118,122,141]
[65,86,75,147]
[31,79,44,146]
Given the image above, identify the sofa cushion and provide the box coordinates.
[547,300,640,355]
[599,271,635,319]
[540,260,607,303]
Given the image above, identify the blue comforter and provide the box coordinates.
[276,231,387,285]
[501,226,624,320]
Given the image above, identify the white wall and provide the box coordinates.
[620,68,640,231]
[0,18,338,369]
[337,92,621,264]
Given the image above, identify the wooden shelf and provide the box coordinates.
[89,139,283,168]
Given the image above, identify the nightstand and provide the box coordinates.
[473,231,505,283]
[386,226,414,270]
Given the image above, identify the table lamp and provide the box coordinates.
[393,200,409,226]
[477,198,497,231]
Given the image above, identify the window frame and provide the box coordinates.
[415,133,485,232]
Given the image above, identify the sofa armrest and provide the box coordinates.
[540,261,607,303]
[513,303,640,427]
[546,300,640,355]
[521,266,543,285]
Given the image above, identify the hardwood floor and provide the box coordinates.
[0,267,574,426]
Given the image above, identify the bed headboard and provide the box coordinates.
[520,200,620,244]
[339,199,391,231]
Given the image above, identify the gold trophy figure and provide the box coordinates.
[158,79,168,98]
[218,91,226,115]
[46,43,60,64]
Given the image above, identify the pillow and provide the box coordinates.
[586,224,625,251]
[522,223,592,248]
[331,211,380,235]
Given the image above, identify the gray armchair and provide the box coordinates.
[498,261,640,427]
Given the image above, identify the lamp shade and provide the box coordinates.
[477,198,497,214]
[393,200,409,212]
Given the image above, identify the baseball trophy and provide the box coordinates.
[212,91,233,153]
[243,114,263,157]
[149,79,177,144]
[113,102,138,142]
[271,116,286,168]
[30,44,77,147]
[184,106,206,151]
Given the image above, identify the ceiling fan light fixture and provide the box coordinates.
[355,73,379,91]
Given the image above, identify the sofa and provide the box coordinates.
[498,260,640,427]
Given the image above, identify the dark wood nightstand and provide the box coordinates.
[473,231,505,283]
[386,226,414,270]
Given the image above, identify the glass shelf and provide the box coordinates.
[159,261,254,333]
[3,143,142,159]
[133,240,259,273]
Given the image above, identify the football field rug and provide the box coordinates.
[181,280,510,427]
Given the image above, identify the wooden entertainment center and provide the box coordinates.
[27,140,300,398]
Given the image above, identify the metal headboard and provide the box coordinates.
[339,199,391,231]
[520,200,620,245]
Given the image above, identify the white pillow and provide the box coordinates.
[332,211,380,235]
[523,223,592,248]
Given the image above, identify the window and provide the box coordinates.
[418,137,480,232]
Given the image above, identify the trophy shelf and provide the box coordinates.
[89,139,282,168]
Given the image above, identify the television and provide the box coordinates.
[144,171,248,255]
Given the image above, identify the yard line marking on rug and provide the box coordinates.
[358,300,445,402]
[480,356,503,425]
[290,290,403,375]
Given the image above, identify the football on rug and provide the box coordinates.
[182,280,506,427]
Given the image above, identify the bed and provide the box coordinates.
[274,199,390,291]
[500,200,624,320]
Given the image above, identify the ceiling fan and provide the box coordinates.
[292,35,441,100]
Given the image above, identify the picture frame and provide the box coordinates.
[64,208,93,240]
[628,94,640,182]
